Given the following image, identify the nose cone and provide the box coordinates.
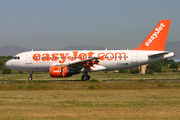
[5,60,11,69]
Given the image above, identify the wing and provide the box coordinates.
[50,57,106,73]
[68,57,101,72]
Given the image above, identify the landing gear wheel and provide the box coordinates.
[82,75,87,81]
[28,77,32,81]
[81,75,90,81]
[28,71,33,81]
[87,75,90,80]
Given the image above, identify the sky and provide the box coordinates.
[0,0,180,50]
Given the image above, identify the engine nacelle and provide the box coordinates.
[49,66,72,78]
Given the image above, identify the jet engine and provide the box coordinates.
[49,66,73,77]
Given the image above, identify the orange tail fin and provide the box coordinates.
[134,20,171,51]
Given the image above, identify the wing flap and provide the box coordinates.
[68,57,105,71]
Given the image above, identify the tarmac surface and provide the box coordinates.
[1,79,180,83]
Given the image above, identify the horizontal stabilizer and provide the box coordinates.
[148,52,170,59]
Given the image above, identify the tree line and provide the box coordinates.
[119,59,179,74]
[0,56,13,74]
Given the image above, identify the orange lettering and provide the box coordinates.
[68,51,78,61]
[87,52,95,59]
[115,52,126,60]
[59,53,69,63]
[51,53,58,61]
[42,53,50,61]
[33,53,41,61]
[78,53,87,60]
[106,53,114,61]
[98,53,105,61]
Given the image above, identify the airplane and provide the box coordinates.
[5,20,175,81]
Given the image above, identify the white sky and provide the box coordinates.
[0,0,180,50]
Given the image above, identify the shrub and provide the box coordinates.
[88,86,95,89]
[169,63,178,69]
[157,83,165,87]
[172,70,179,72]
[7,56,13,59]
[27,85,34,89]
[118,69,128,73]
[3,68,11,74]
[154,68,162,73]
[137,79,145,82]
[146,69,153,74]
[147,62,162,73]
[0,61,3,70]
[129,69,139,74]
[17,85,23,89]
[18,71,24,74]
[163,59,174,65]
[41,86,47,89]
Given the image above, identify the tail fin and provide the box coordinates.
[134,20,171,51]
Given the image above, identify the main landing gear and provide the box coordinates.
[28,71,33,81]
[81,72,90,81]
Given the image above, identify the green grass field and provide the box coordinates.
[0,72,180,119]
[1,70,180,81]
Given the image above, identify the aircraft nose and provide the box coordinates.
[5,61,11,69]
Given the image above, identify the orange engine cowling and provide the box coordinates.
[49,66,72,78]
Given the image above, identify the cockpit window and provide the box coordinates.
[13,56,20,60]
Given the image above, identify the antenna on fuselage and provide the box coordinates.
[31,49,33,52]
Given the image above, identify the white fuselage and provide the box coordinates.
[5,50,175,72]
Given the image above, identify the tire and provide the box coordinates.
[81,75,91,81]
[28,77,32,81]
[87,75,90,80]
[81,75,86,81]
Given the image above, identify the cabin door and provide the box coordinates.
[26,53,32,64]
[132,52,138,63]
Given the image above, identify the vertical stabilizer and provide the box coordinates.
[134,20,171,51]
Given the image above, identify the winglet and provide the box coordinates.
[134,20,171,51]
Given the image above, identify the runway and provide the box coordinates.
[1,79,180,83]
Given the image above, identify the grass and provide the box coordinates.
[1,80,180,90]
[0,71,180,119]
[0,89,180,119]
[1,71,180,81]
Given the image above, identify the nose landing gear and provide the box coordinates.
[28,71,33,81]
